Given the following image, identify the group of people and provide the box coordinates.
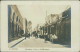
[34,32,38,38]
[25,32,30,39]
[44,33,58,43]
[24,31,58,43]
[50,34,58,43]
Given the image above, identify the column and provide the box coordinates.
[47,26,48,34]
[50,27,51,34]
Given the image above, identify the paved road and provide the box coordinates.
[10,37,67,48]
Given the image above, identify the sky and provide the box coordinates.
[17,5,70,30]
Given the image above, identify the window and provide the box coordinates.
[16,16,18,22]
[12,12,15,22]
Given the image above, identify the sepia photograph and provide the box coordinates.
[0,1,80,52]
[8,5,71,48]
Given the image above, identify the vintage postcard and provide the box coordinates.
[8,5,71,48]
[0,1,80,52]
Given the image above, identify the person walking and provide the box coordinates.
[25,34,27,39]
[50,34,52,42]
[44,33,48,42]
[28,33,30,38]
[36,32,38,38]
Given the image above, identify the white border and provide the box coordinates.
[1,1,80,51]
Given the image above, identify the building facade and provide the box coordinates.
[45,14,59,35]
[39,7,71,44]
[23,18,27,35]
[8,5,23,42]
[27,21,32,35]
[56,7,71,44]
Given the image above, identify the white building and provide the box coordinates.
[23,18,27,35]
[27,21,32,34]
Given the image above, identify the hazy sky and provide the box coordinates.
[17,5,70,30]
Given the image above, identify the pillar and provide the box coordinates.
[47,26,48,34]
[50,27,51,34]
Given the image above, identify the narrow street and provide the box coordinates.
[8,5,71,49]
[9,36,69,48]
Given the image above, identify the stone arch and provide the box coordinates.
[16,16,18,36]
[16,16,18,22]
[12,12,15,22]
[12,12,15,38]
